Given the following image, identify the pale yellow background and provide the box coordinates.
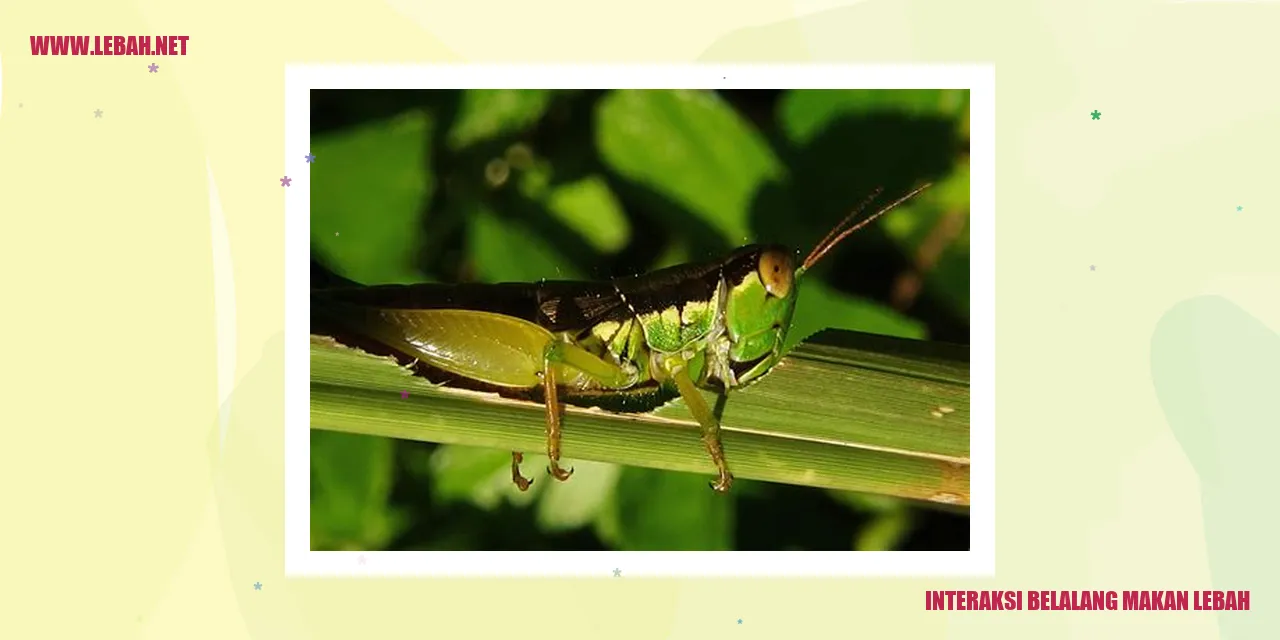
[2,1,1277,638]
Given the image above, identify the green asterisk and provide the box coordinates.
[1091,110,1101,120]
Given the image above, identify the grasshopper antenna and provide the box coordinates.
[800,182,933,273]
[806,186,882,267]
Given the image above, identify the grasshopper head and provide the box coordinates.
[718,182,933,387]
[720,244,801,387]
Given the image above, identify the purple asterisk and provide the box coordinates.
[305,153,316,163]
[148,63,159,73]
[280,176,292,187]
[400,391,409,399]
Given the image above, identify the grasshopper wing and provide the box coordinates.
[320,303,555,389]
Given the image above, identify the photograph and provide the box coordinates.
[305,85,972,554]
[15,0,1268,635]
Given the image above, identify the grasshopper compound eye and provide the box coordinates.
[757,248,795,298]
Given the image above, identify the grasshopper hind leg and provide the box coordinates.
[536,340,638,485]
[540,365,575,482]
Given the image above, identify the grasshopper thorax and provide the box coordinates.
[710,183,933,389]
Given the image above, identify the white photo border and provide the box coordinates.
[285,64,994,577]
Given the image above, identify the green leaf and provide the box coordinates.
[931,240,970,320]
[828,490,917,551]
[879,165,969,249]
[428,444,510,502]
[787,280,927,352]
[855,506,915,551]
[878,164,971,319]
[310,430,407,550]
[448,90,552,150]
[604,467,733,550]
[648,238,692,271]
[541,176,632,254]
[535,458,621,532]
[768,89,971,329]
[467,201,584,282]
[310,110,434,285]
[596,89,784,244]
[310,328,971,505]
[429,444,542,510]
[829,489,903,513]
[779,90,969,145]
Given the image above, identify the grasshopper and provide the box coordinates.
[312,184,930,492]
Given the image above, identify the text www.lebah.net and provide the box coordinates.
[30,35,190,56]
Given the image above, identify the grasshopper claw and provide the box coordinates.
[709,472,734,494]
[547,463,575,482]
[511,452,534,491]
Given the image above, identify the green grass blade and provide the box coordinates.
[310,329,970,506]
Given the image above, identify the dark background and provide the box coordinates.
[309,89,971,551]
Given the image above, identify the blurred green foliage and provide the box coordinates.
[309,89,971,551]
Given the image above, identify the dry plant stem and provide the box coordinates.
[309,329,971,506]
[892,208,968,311]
